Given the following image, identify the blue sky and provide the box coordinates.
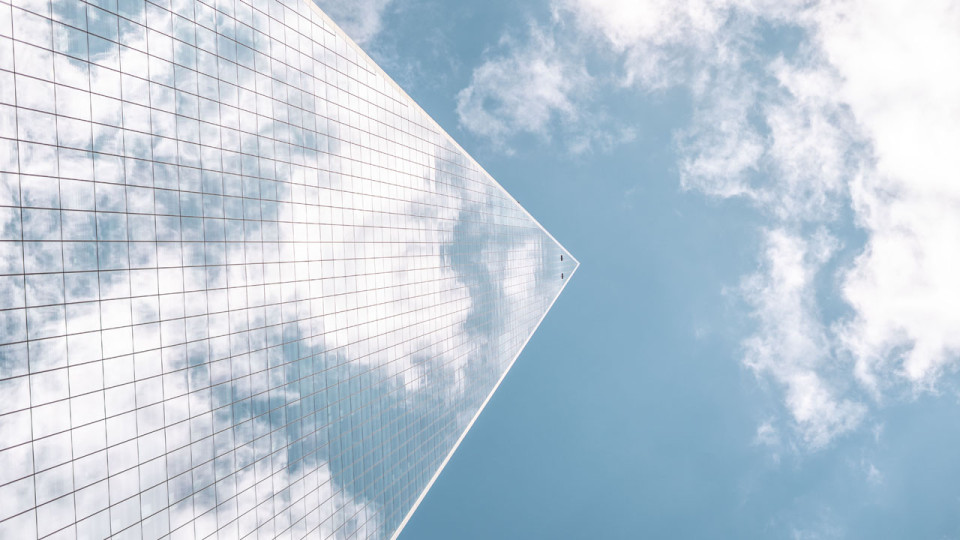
[316,0,960,537]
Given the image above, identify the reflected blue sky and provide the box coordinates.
[0,0,579,538]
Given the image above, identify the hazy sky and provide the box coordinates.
[315,0,960,537]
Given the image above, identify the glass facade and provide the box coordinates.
[0,0,578,538]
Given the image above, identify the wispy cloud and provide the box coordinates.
[456,23,636,154]
[740,229,865,448]
[668,0,960,447]
[554,0,749,88]
[823,0,960,394]
[456,25,589,151]
[864,460,883,486]
[457,0,960,448]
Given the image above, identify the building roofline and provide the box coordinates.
[300,0,579,267]
[296,2,582,536]
[390,259,580,540]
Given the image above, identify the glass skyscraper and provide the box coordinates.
[0,0,578,538]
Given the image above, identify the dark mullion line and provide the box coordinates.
[4,1,43,536]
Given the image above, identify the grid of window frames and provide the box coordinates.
[0,0,578,538]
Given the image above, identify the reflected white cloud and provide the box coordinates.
[0,0,576,538]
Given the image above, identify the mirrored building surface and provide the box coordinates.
[0,0,578,538]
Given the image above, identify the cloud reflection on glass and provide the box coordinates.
[0,0,577,538]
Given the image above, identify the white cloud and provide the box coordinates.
[554,0,740,88]
[741,229,865,447]
[548,0,873,447]
[864,461,883,485]
[455,0,960,447]
[456,26,592,150]
[723,0,960,421]
[819,0,960,392]
[312,0,395,45]
[753,421,783,464]
[569,126,638,155]
[760,57,858,221]
[544,0,960,448]
[695,0,960,445]
[677,68,766,202]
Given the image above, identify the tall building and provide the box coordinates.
[0,0,578,538]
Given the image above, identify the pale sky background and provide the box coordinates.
[315,0,960,537]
